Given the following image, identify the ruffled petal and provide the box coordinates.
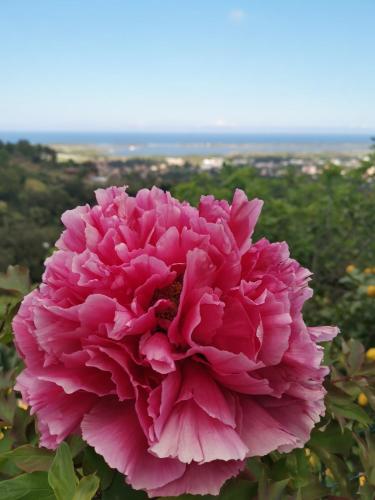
[15,371,96,448]
[148,459,244,497]
[149,399,248,464]
[81,398,185,490]
[239,399,297,456]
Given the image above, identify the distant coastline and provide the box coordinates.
[0,131,373,157]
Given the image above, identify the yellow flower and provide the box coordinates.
[309,454,318,468]
[304,448,311,456]
[366,347,375,361]
[359,474,366,487]
[346,264,356,273]
[358,392,368,406]
[325,468,334,479]
[367,285,375,298]
[0,431,4,440]
[364,267,372,274]
[17,399,28,411]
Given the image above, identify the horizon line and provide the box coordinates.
[1,128,375,136]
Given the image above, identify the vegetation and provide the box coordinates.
[0,140,375,498]
[0,141,196,281]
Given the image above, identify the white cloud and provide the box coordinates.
[229,9,246,22]
[212,119,238,129]
[214,119,227,127]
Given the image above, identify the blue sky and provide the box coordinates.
[1,0,374,132]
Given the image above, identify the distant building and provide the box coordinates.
[90,175,108,184]
[302,165,319,176]
[166,157,185,167]
[231,157,248,166]
[345,159,360,168]
[289,158,304,166]
[200,157,224,171]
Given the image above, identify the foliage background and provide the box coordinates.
[0,141,374,499]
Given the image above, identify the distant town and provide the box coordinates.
[52,143,374,186]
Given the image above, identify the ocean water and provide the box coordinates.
[0,131,372,156]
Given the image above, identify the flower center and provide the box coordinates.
[152,279,183,322]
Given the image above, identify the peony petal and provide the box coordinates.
[15,371,96,448]
[57,205,90,252]
[12,291,45,369]
[183,291,224,346]
[149,399,248,463]
[81,398,185,490]
[140,333,176,374]
[150,370,182,441]
[78,294,117,329]
[37,364,115,396]
[239,398,297,456]
[169,248,216,345]
[212,294,260,358]
[177,362,236,427]
[308,325,340,342]
[256,296,292,366]
[198,195,230,223]
[148,459,245,497]
[229,189,263,254]
[85,349,134,400]
[261,397,325,452]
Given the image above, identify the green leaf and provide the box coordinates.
[102,472,148,500]
[0,265,30,296]
[269,456,289,481]
[369,467,375,486]
[312,447,351,497]
[162,478,257,500]
[83,446,115,490]
[347,338,365,373]
[327,399,372,425]
[0,471,55,500]
[363,388,375,411]
[309,423,353,455]
[67,435,87,458]
[219,479,257,500]
[0,390,17,424]
[246,457,266,480]
[11,406,35,446]
[0,445,54,472]
[0,429,15,454]
[0,300,22,344]
[72,474,100,500]
[326,384,353,405]
[48,441,78,500]
[267,479,290,500]
[286,449,310,488]
[296,480,329,500]
[258,469,289,500]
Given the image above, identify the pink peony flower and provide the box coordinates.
[13,186,338,497]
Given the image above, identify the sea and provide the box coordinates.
[0,132,373,157]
